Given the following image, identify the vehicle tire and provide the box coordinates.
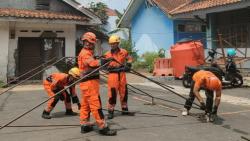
[231,73,243,87]
[182,73,191,88]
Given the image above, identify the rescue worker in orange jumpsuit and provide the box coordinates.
[104,35,133,119]
[42,67,81,119]
[182,70,222,122]
[78,32,117,136]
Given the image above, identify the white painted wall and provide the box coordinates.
[103,16,129,40]
[0,21,9,82]
[7,22,76,79]
[15,23,76,58]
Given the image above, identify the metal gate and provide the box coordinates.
[18,37,65,80]
[18,38,43,80]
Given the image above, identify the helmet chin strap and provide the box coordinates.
[84,44,95,50]
[111,46,119,54]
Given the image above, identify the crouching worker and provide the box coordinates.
[78,32,117,136]
[182,70,222,122]
[42,67,81,119]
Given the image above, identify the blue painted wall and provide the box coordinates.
[131,3,174,55]
[173,20,207,48]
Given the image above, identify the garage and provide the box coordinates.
[18,37,65,80]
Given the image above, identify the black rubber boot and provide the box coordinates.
[121,108,135,116]
[99,127,117,136]
[65,109,78,116]
[107,110,114,119]
[121,108,129,115]
[81,125,94,133]
[42,110,51,119]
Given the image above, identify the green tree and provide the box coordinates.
[89,2,109,24]
[120,39,138,61]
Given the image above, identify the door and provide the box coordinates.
[18,37,43,80]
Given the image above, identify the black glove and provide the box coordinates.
[124,63,132,72]
[200,102,206,111]
[94,55,104,59]
[77,103,81,110]
[72,96,80,104]
[100,58,114,65]
[59,94,65,101]
[211,106,218,115]
[71,96,81,110]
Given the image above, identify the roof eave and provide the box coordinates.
[171,1,250,19]
[117,0,144,28]
[0,17,92,25]
[62,0,102,25]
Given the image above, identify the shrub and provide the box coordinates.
[120,39,138,61]
[143,52,160,73]
[133,51,163,73]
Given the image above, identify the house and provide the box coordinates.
[104,8,129,40]
[98,8,130,53]
[0,0,102,82]
[171,0,250,66]
[118,0,207,56]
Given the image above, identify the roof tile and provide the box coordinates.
[152,0,192,13]
[170,0,242,15]
[0,8,89,21]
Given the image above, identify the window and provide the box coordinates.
[177,23,206,33]
[217,24,249,48]
[36,0,50,10]
[178,24,185,32]
[185,24,200,32]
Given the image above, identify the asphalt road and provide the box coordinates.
[0,81,250,141]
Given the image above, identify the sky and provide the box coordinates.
[77,0,130,12]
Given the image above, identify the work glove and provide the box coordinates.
[72,96,80,103]
[77,103,81,110]
[207,106,218,122]
[211,106,218,115]
[72,96,81,110]
[100,57,115,66]
[124,63,132,72]
[59,94,65,101]
[200,102,206,111]
[94,55,104,59]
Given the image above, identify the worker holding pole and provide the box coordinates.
[78,32,117,136]
[104,35,133,119]
[42,67,81,119]
[182,70,222,122]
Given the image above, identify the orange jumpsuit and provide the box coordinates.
[192,70,220,90]
[43,73,77,112]
[105,48,132,111]
[184,70,221,113]
[78,48,106,128]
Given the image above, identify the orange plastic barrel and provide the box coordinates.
[170,40,205,78]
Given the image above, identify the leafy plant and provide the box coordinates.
[89,2,109,24]
[120,39,138,61]
[158,48,165,58]
[142,52,160,72]
[132,51,165,73]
